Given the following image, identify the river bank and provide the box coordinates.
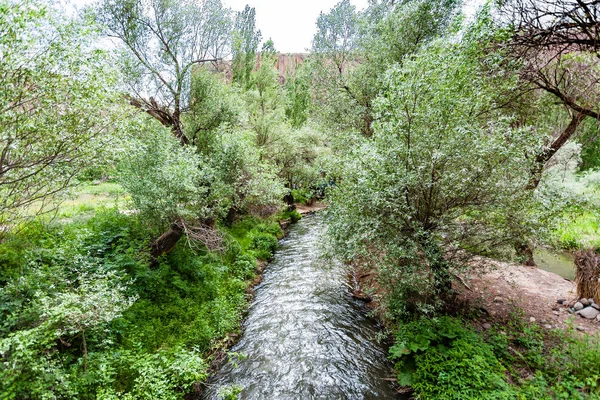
[459,257,600,334]
[350,253,600,397]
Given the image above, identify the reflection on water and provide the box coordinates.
[203,215,400,400]
[534,248,576,280]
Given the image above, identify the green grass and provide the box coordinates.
[553,211,600,250]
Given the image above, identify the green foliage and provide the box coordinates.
[118,118,226,226]
[483,313,600,399]
[247,231,278,260]
[325,34,538,318]
[186,69,242,154]
[0,204,282,399]
[390,315,600,399]
[284,209,303,223]
[0,0,125,237]
[218,384,244,400]
[212,127,286,217]
[390,317,511,399]
[292,188,313,204]
[232,5,261,89]
[285,67,311,128]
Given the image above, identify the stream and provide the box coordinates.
[203,214,399,399]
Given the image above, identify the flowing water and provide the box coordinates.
[203,215,400,400]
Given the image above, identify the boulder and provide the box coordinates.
[573,302,584,311]
[581,298,590,306]
[576,307,600,320]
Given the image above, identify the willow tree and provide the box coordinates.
[325,33,539,318]
[97,0,236,258]
[310,0,460,136]
[98,0,232,145]
[499,0,600,188]
[231,5,261,89]
[0,1,123,239]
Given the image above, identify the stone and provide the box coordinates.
[553,311,560,316]
[588,298,595,305]
[493,296,503,303]
[557,298,567,304]
[580,298,590,306]
[592,303,600,311]
[482,323,492,330]
[573,302,584,311]
[576,307,600,319]
[544,324,552,329]
[596,314,600,322]
[529,317,536,323]
[577,325,586,331]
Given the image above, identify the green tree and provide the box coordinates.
[0,1,124,240]
[325,35,538,318]
[98,0,233,145]
[310,0,460,136]
[231,5,261,89]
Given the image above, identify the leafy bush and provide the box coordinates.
[247,231,278,260]
[0,205,273,399]
[292,188,313,205]
[390,313,600,400]
[390,317,511,399]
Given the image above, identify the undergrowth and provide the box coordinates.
[0,207,289,399]
[390,313,600,399]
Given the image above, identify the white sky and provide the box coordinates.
[223,0,369,53]
[69,0,485,54]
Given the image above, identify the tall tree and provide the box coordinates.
[499,0,600,188]
[98,0,233,145]
[0,1,123,239]
[231,5,261,88]
[310,0,460,136]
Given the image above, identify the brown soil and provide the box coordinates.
[295,202,327,215]
[458,256,600,333]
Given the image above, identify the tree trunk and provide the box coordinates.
[518,242,536,266]
[225,207,237,227]
[150,221,184,264]
[283,192,295,211]
[128,96,189,145]
[527,112,585,190]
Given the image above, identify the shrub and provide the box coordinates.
[390,317,512,399]
[247,231,278,260]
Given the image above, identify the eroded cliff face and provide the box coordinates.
[210,53,308,83]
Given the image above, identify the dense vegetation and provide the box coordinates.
[1,0,600,398]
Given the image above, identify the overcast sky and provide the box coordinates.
[69,0,484,54]
[223,0,369,53]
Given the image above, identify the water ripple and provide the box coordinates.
[203,215,399,400]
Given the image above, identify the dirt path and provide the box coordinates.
[295,202,327,215]
[459,257,600,333]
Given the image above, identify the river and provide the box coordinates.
[203,214,400,399]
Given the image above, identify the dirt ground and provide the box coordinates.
[458,257,600,334]
[295,202,327,215]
